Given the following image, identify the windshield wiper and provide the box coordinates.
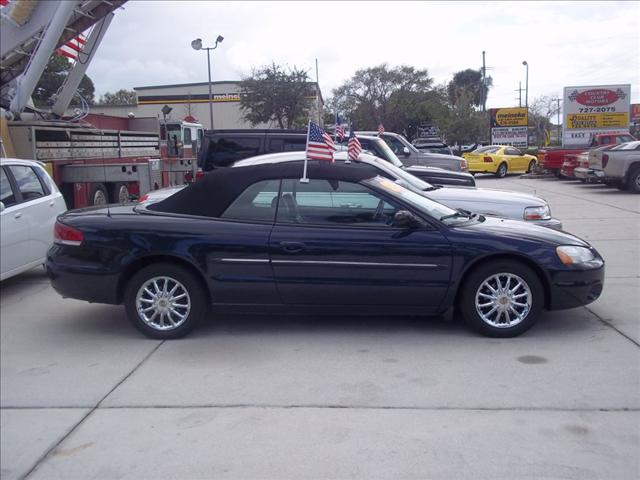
[440,208,473,221]
[423,185,441,191]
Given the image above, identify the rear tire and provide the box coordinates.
[124,263,207,339]
[111,183,130,203]
[495,163,508,178]
[627,166,640,193]
[459,260,543,338]
[89,183,108,206]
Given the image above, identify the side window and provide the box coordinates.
[601,137,611,145]
[506,147,521,156]
[220,179,280,222]
[383,137,404,154]
[208,137,262,166]
[183,128,192,145]
[1,168,18,207]
[277,178,400,227]
[7,165,45,202]
[268,138,306,153]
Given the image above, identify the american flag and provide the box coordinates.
[306,121,336,162]
[378,123,385,136]
[335,113,345,142]
[56,33,87,61]
[348,129,362,161]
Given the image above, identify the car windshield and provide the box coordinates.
[363,156,435,191]
[611,141,640,151]
[472,146,500,154]
[365,176,469,225]
[374,138,405,168]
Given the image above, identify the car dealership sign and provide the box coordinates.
[563,84,631,146]
[490,107,528,148]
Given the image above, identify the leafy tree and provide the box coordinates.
[32,55,95,107]
[529,95,562,146]
[98,89,137,105]
[331,64,433,130]
[447,68,492,108]
[239,63,314,129]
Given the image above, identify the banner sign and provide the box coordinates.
[563,84,631,146]
[631,104,640,123]
[490,108,529,147]
[491,126,528,148]
[490,107,528,127]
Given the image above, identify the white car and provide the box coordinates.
[1,158,67,281]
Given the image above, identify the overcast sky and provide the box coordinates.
[87,1,639,108]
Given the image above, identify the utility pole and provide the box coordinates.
[481,51,486,112]
[515,82,523,107]
[556,97,561,145]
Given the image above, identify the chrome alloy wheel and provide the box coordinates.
[475,273,532,328]
[135,276,191,331]
[93,189,107,205]
[117,185,129,203]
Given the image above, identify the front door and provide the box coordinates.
[269,178,452,308]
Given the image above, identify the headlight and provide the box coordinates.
[556,246,596,265]
[523,205,551,220]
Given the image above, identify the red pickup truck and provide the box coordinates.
[537,133,637,176]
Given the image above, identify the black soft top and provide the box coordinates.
[148,161,380,218]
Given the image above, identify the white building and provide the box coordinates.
[88,81,323,129]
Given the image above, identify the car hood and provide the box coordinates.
[455,216,589,247]
[428,186,546,207]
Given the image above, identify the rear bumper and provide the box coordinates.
[548,264,604,310]
[46,248,120,305]
[574,168,599,181]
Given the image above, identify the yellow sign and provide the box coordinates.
[494,108,528,127]
[566,113,629,129]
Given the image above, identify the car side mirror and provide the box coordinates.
[402,147,411,157]
[392,210,422,229]
[0,201,4,213]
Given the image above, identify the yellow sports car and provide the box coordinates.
[464,145,537,177]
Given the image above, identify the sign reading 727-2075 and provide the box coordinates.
[562,84,631,146]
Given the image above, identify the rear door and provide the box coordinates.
[269,178,452,308]
[1,167,30,278]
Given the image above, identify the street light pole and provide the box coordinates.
[522,60,529,108]
[191,35,224,130]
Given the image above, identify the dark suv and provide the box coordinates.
[198,130,307,171]
[198,129,474,187]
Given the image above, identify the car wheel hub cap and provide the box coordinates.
[475,273,532,328]
[136,276,191,331]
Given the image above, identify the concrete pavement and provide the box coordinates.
[1,175,638,479]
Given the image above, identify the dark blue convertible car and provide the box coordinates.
[47,161,604,339]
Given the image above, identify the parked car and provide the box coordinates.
[537,133,636,177]
[356,131,467,170]
[197,129,471,185]
[47,161,603,339]
[233,152,562,229]
[1,158,67,281]
[464,145,538,177]
[341,135,473,186]
[574,145,616,183]
[587,141,640,192]
[412,140,454,156]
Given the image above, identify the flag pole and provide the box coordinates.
[345,120,352,164]
[300,120,310,183]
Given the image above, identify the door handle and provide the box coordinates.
[49,201,55,207]
[14,212,22,219]
[280,241,305,253]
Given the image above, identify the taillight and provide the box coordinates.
[195,168,205,181]
[138,193,149,203]
[602,154,609,168]
[483,156,493,163]
[460,158,468,171]
[54,221,83,246]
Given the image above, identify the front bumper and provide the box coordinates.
[548,263,604,310]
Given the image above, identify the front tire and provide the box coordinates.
[124,263,207,339]
[495,163,508,178]
[459,260,543,337]
[527,160,537,173]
